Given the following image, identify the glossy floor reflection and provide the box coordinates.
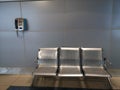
[32,76,112,89]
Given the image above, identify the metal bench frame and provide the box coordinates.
[81,48,112,88]
[32,48,58,86]
[32,47,112,88]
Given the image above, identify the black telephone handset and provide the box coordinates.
[15,18,18,29]
[15,18,24,31]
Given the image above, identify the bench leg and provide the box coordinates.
[31,75,38,87]
[79,77,86,88]
[54,77,59,88]
[107,77,113,89]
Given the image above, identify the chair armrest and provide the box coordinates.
[33,57,39,69]
[103,58,112,66]
[103,58,112,77]
[104,58,111,66]
[34,58,38,63]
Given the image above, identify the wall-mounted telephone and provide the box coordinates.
[15,18,28,31]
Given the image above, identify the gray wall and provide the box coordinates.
[0,0,119,68]
[111,0,120,68]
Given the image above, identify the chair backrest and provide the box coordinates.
[38,48,58,67]
[81,48,103,67]
[60,47,80,67]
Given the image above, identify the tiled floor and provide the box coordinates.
[0,68,120,90]
[0,75,120,90]
[0,75,32,90]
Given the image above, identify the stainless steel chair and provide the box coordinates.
[58,47,83,77]
[81,48,112,89]
[81,48,110,77]
[33,48,58,76]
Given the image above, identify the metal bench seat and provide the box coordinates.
[33,48,58,76]
[59,66,82,77]
[34,66,57,76]
[83,67,110,77]
[58,47,83,77]
[81,48,110,77]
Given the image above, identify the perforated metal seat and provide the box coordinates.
[33,48,58,76]
[58,47,83,77]
[81,48,110,77]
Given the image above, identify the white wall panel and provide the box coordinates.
[64,0,112,31]
[111,30,120,68]
[0,32,25,66]
[112,0,120,29]
[0,2,21,31]
[21,0,65,32]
